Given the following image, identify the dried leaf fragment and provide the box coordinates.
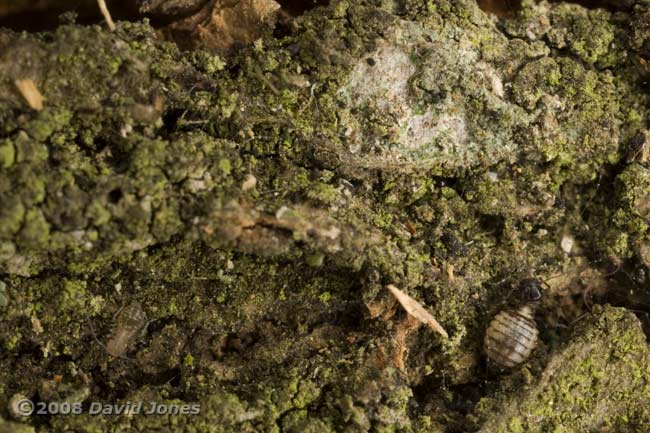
[393,315,421,370]
[169,0,281,53]
[386,284,448,338]
[14,79,44,111]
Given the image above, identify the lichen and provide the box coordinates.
[0,0,649,432]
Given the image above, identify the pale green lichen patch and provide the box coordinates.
[0,0,649,432]
[335,19,525,173]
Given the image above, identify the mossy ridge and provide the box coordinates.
[475,306,650,433]
[0,0,646,276]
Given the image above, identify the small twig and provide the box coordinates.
[386,284,449,338]
[568,312,590,326]
[253,64,279,95]
[97,0,116,31]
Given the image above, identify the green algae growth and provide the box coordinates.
[0,0,650,432]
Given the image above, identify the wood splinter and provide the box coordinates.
[14,79,44,111]
[97,0,116,31]
[386,284,449,338]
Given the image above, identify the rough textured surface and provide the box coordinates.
[0,0,649,432]
[165,0,282,53]
[476,306,650,433]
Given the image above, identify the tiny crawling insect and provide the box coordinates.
[483,278,542,369]
[105,301,147,358]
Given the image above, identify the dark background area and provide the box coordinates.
[0,0,629,32]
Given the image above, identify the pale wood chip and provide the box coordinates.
[386,284,448,338]
[14,79,44,111]
[97,0,116,31]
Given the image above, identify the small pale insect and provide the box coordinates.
[105,301,146,357]
[484,279,542,368]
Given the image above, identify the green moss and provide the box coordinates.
[218,158,232,175]
[25,108,73,142]
[0,141,15,169]
[476,307,650,432]
[0,198,24,238]
[0,1,648,432]
[152,203,182,242]
[508,417,524,433]
[0,281,7,310]
[18,209,49,249]
[318,291,331,303]
[58,279,88,311]
[3,330,22,351]
[0,419,35,433]
[550,5,620,67]
[306,183,339,204]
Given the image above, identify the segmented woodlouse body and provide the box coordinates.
[484,304,539,369]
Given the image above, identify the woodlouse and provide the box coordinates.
[483,279,542,369]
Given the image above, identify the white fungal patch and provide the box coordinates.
[339,44,416,114]
[402,110,469,153]
[241,174,257,191]
[475,62,505,98]
[339,41,472,162]
[334,20,525,172]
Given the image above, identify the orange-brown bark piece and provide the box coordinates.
[169,0,281,53]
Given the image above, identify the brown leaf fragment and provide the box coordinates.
[386,284,448,338]
[365,293,398,320]
[168,0,281,53]
[393,314,421,370]
[14,79,44,111]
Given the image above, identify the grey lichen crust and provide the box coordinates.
[335,14,526,173]
[0,0,650,432]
